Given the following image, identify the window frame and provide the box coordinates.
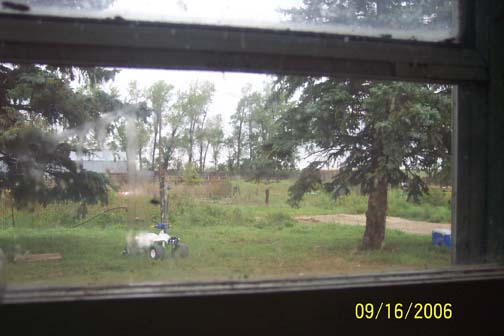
[0,10,486,83]
[0,0,503,313]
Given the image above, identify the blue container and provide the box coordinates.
[432,229,451,248]
[154,223,168,230]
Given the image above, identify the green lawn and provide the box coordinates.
[0,179,451,286]
[0,223,449,286]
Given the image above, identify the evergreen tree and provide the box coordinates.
[275,78,451,249]
[282,0,455,34]
[0,64,119,210]
[274,0,454,249]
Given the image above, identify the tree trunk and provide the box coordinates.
[157,109,167,224]
[197,113,207,172]
[199,142,204,173]
[264,187,270,206]
[212,145,219,170]
[236,120,243,170]
[159,164,167,224]
[138,148,142,170]
[151,122,158,171]
[248,119,253,161]
[10,202,15,228]
[236,137,241,169]
[362,178,388,250]
[202,142,210,173]
[188,120,196,164]
[188,136,193,164]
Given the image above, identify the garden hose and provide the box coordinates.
[70,206,128,228]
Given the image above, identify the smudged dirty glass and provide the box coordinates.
[0,0,459,42]
[0,64,454,289]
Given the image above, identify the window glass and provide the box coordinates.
[0,0,459,42]
[0,65,453,287]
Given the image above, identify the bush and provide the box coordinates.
[183,162,202,185]
[335,192,368,213]
[425,207,450,223]
[388,189,450,223]
[420,188,450,207]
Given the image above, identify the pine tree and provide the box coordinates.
[0,64,119,211]
[275,78,451,249]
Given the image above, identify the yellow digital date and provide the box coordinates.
[355,302,453,320]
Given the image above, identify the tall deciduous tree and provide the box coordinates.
[196,113,224,173]
[146,81,173,172]
[230,84,262,172]
[175,81,215,166]
[206,114,224,170]
[158,92,186,224]
[245,86,296,204]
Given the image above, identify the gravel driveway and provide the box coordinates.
[293,214,450,235]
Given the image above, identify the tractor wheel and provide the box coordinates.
[149,244,165,260]
[172,243,189,258]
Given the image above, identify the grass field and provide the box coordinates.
[0,179,451,286]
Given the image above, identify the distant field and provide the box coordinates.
[0,179,451,286]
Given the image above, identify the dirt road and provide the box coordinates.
[294,214,450,235]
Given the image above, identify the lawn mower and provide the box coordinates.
[122,223,189,260]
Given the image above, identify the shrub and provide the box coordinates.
[420,188,450,207]
[335,192,368,213]
[182,162,202,185]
